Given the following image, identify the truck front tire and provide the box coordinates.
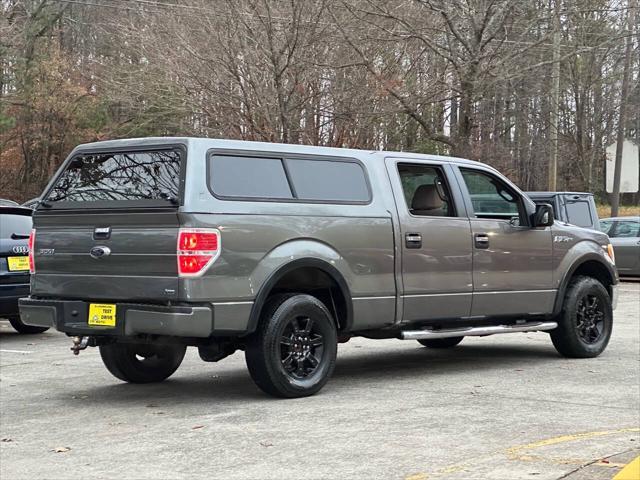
[99,343,186,383]
[550,276,613,358]
[245,294,338,398]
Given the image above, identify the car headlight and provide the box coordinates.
[602,243,615,264]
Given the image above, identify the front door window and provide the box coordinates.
[460,168,522,223]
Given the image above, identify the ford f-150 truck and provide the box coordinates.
[19,138,618,397]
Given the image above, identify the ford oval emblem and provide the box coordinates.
[90,246,111,259]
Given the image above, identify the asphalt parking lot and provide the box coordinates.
[1,281,638,480]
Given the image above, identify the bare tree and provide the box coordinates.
[0,0,637,203]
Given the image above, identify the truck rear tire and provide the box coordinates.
[418,337,463,348]
[99,343,186,383]
[8,316,49,334]
[245,294,338,398]
[550,276,613,358]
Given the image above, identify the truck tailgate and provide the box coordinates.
[32,211,180,302]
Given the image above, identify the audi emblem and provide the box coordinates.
[12,245,29,254]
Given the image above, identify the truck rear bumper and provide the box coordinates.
[19,298,220,338]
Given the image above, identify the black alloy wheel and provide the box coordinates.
[280,315,325,380]
[575,294,606,344]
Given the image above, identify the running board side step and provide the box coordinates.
[399,321,558,340]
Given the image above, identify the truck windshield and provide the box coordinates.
[44,149,182,207]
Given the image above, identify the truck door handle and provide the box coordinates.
[474,233,490,249]
[405,233,422,249]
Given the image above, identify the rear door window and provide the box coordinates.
[44,149,183,208]
[565,201,593,227]
[599,220,614,235]
[397,164,456,216]
[610,220,640,238]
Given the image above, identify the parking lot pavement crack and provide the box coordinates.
[554,447,639,480]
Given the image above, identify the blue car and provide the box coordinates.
[0,204,48,333]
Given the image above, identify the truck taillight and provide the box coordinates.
[177,228,220,277]
[28,229,36,274]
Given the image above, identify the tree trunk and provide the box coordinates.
[548,3,561,191]
[611,0,635,216]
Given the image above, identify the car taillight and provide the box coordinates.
[28,229,36,274]
[177,228,220,277]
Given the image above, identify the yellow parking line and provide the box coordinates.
[613,456,640,480]
[410,428,640,478]
[405,473,429,480]
[506,427,640,459]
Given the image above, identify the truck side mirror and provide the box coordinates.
[533,203,554,227]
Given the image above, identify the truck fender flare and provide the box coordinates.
[552,253,616,316]
[245,258,353,335]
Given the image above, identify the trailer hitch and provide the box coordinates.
[70,336,90,355]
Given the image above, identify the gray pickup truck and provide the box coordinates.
[19,138,618,398]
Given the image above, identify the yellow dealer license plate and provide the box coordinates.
[88,304,117,327]
[7,256,30,272]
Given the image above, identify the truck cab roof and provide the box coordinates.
[71,136,491,169]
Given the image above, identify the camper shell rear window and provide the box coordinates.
[42,147,184,209]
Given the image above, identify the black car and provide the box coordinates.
[526,192,600,230]
[1,205,48,333]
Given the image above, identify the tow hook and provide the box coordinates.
[70,336,90,355]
